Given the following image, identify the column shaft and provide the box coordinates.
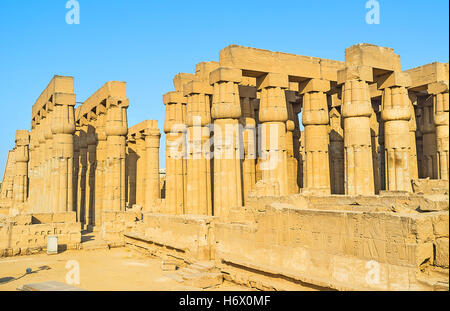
[211,68,243,218]
[329,108,345,194]
[105,97,128,211]
[51,94,76,212]
[257,73,289,196]
[301,84,331,194]
[13,131,30,206]
[342,80,374,195]
[145,123,161,212]
[432,88,449,180]
[185,84,213,215]
[381,86,411,192]
[163,91,187,215]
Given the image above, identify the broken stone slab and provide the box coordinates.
[189,261,215,273]
[418,194,449,212]
[412,179,449,195]
[435,238,449,268]
[182,272,223,289]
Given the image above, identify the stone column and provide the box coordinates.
[13,130,29,206]
[145,121,161,212]
[28,122,37,211]
[254,97,263,184]
[370,104,381,194]
[77,125,88,222]
[163,91,187,215]
[86,122,97,226]
[51,93,76,212]
[421,97,438,179]
[0,150,15,202]
[430,82,449,180]
[240,91,257,201]
[210,67,243,218]
[329,107,345,194]
[338,66,374,195]
[257,73,289,196]
[299,130,305,189]
[184,80,213,215]
[300,79,331,194]
[380,73,412,192]
[408,93,419,180]
[125,137,137,208]
[286,94,299,194]
[42,110,54,212]
[95,112,107,226]
[105,97,128,211]
[37,118,46,210]
[136,133,146,207]
[28,126,37,210]
[415,106,424,178]
[72,134,79,213]
[292,101,302,190]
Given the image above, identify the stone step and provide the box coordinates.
[182,272,223,289]
[189,261,215,272]
[178,268,201,278]
[81,240,109,251]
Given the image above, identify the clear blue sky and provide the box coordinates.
[0,0,448,176]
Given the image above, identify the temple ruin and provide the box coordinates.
[1,43,448,291]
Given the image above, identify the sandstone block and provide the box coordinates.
[435,238,449,268]
[432,212,449,238]
[183,80,213,96]
[337,65,373,84]
[298,78,330,94]
[377,72,412,89]
[209,67,242,85]
[182,272,223,289]
[257,73,289,89]
[32,213,53,224]
[163,91,186,105]
[428,81,449,95]
[173,73,195,92]
[345,43,401,72]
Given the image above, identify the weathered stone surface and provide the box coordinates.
[1,43,449,291]
[435,238,449,268]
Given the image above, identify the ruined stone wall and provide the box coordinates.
[214,202,448,291]
[100,210,142,247]
[121,191,448,291]
[0,212,81,257]
[124,213,216,263]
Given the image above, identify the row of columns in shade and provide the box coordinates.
[163,66,449,218]
[14,89,161,227]
[125,120,161,212]
[27,93,76,213]
[73,97,130,226]
[74,100,161,227]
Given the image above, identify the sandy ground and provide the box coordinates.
[0,247,249,291]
